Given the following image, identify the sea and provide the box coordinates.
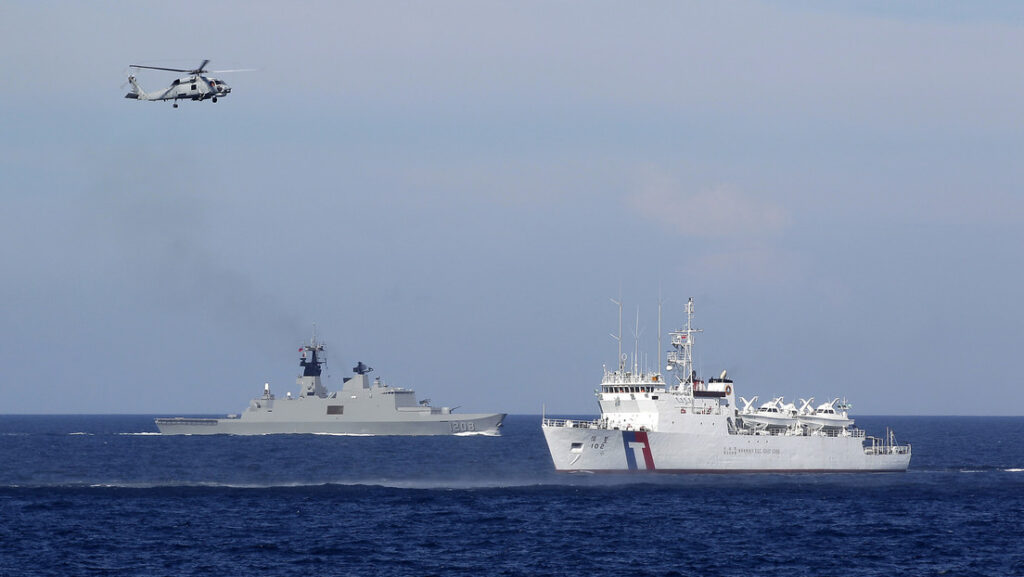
[1,415,1022,577]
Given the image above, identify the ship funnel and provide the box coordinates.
[720,370,728,379]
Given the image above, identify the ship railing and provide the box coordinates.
[818,427,865,438]
[734,423,866,438]
[864,435,912,455]
[864,443,912,455]
[543,417,605,429]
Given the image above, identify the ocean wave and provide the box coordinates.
[0,474,850,492]
[118,432,161,436]
[1,479,562,491]
[957,467,1024,473]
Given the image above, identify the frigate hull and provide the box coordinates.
[157,413,505,436]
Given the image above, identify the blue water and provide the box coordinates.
[1,415,1023,576]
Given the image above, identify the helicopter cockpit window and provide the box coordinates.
[171,79,179,86]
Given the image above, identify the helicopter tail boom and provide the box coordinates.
[124,75,146,100]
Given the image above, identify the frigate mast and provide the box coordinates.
[300,326,326,370]
[666,297,702,395]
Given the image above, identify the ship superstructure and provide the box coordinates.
[156,332,505,435]
[542,298,911,472]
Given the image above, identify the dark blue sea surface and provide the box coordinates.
[1,415,1022,576]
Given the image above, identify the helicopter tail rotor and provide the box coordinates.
[123,75,145,99]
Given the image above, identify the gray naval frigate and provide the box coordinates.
[155,336,505,435]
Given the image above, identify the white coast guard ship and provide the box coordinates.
[156,333,505,435]
[542,298,911,473]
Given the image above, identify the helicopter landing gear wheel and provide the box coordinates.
[212,97,217,103]
[173,102,178,108]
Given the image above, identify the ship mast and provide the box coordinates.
[299,325,327,382]
[667,297,702,393]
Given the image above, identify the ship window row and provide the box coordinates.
[604,386,655,393]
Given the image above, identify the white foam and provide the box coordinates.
[72,479,553,490]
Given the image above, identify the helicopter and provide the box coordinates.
[124,60,248,107]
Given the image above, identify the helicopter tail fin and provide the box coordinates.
[124,75,144,99]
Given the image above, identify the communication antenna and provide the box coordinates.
[658,290,664,380]
[610,296,623,370]
[633,305,641,375]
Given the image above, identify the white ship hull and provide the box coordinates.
[542,422,910,473]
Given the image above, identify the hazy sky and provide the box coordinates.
[2,2,1022,415]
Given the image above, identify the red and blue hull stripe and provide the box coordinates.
[622,431,656,471]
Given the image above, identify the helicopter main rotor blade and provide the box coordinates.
[205,68,256,74]
[194,59,210,73]
[130,64,193,73]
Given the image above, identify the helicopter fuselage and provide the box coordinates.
[125,75,231,103]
